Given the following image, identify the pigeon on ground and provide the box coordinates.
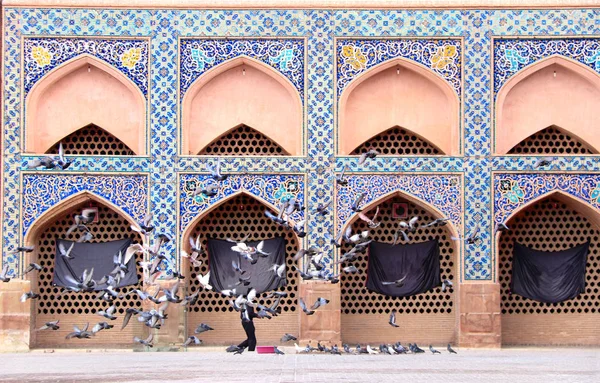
[447,343,458,354]
[429,345,441,354]
[366,345,379,354]
[274,346,285,355]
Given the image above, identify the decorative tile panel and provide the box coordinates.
[336,38,462,100]
[21,173,148,236]
[23,37,150,98]
[493,38,600,99]
[179,38,305,101]
[179,173,305,233]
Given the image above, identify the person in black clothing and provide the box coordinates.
[237,305,258,351]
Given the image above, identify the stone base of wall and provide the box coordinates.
[299,281,341,346]
[0,280,32,352]
[459,283,502,348]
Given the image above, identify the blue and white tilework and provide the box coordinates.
[21,173,148,236]
[4,7,600,282]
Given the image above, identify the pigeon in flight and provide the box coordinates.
[207,157,227,181]
[21,262,42,277]
[357,206,380,228]
[281,333,297,343]
[452,224,480,245]
[351,192,366,213]
[194,183,218,198]
[134,334,154,347]
[336,165,349,186]
[342,265,358,274]
[38,320,60,331]
[496,222,510,233]
[299,298,315,315]
[183,336,203,347]
[59,242,75,260]
[0,264,13,283]
[274,346,285,355]
[66,323,94,339]
[92,322,114,334]
[196,272,212,290]
[271,263,286,278]
[358,149,379,165]
[195,323,214,334]
[7,246,35,255]
[310,297,330,310]
[441,279,453,292]
[20,291,40,302]
[388,310,399,328]
[382,275,407,288]
[422,217,450,228]
[66,208,96,235]
[315,200,332,216]
[97,305,117,320]
[534,156,554,168]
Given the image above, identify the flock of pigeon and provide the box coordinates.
[0,146,540,353]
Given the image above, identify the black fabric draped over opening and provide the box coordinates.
[511,241,589,303]
[366,240,441,297]
[53,238,137,290]
[207,237,287,295]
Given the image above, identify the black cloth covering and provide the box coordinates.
[366,240,441,297]
[511,241,589,303]
[53,238,137,290]
[207,237,287,294]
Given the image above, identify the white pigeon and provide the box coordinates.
[294,343,304,353]
[367,345,379,354]
[220,289,237,297]
[196,272,212,290]
[271,263,286,278]
[247,288,257,306]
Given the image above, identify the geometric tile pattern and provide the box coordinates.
[4,7,600,281]
[178,173,305,233]
[493,38,600,99]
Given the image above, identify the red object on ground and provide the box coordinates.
[256,346,275,354]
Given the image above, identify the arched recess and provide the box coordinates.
[46,124,136,156]
[497,191,600,345]
[182,56,303,156]
[23,191,144,348]
[506,125,597,155]
[339,191,459,345]
[199,123,290,156]
[25,54,147,155]
[338,58,460,156]
[495,55,600,155]
[181,192,300,345]
[349,125,443,156]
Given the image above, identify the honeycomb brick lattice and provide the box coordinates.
[507,126,596,155]
[35,204,143,317]
[187,194,299,315]
[349,126,442,156]
[198,124,290,156]
[46,124,136,156]
[340,196,455,315]
[498,197,599,315]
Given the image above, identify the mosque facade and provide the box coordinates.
[1,0,600,350]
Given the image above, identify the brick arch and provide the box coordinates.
[182,56,303,156]
[495,55,600,155]
[338,58,460,156]
[25,54,147,155]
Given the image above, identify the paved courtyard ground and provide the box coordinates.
[0,347,598,382]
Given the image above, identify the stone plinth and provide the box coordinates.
[299,280,341,346]
[141,279,184,350]
[0,280,32,352]
[459,282,501,348]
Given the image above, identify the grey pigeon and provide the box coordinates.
[298,298,315,315]
[429,345,441,354]
[389,310,399,327]
[281,333,297,342]
[183,336,203,347]
[134,334,154,347]
[195,323,214,334]
[274,346,285,355]
[38,320,60,331]
[447,343,457,354]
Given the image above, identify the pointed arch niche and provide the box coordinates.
[339,191,458,345]
[25,55,147,155]
[495,56,600,155]
[496,191,600,345]
[182,57,303,156]
[181,192,300,345]
[338,58,460,156]
[22,191,144,348]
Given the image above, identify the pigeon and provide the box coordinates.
[226,345,243,353]
[272,263,286,278]
[0,264,13,282]
[235,276,251,287]
[447,343,457,354]
[452,224,480,245]
[197,272,212,290]
[357,206,380,228]
[180,292,200,307]
[336,165,349,186]
[231,259,246,275]
[392,229,410,246]
[343,265,358,274]
[183,336,203,347]
[315,200,332,216]
[534,156,554,168]
[207,157,227,181]
[97,305,117,320]
[351,192,366,212]
[181,250,203,268]
[422,217,450,228]
[7,246,35,255]
[65,323,94,339]
[441,279,453,292]
[195,183,219,197]
[20,291,40,302]
[267,291,288,299]
[343,344,352,354]
[389,310,399,327]
[366,345,379,354]
[27,142,71,170]
[77,231,94,243]
[66,208,96,234]
[65,268,96,292]
[38,320,60,331]
[274,346,285,355]
[134,334,154,347]
[121,308,141,330]
[299,298,315,315]
[382,275,407,288]
[59,242,75,260]
[92,322,114,334]
[411,343,425,353]
[281,333,297,343]
[496,222,510,233]
[137,213,154,234]
[429,345,441,354]
[358,149,379,165]
[195,323,214,334]
[310,297,330,310]
[292,219,307,238]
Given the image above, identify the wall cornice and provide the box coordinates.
[2,0,599,9]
